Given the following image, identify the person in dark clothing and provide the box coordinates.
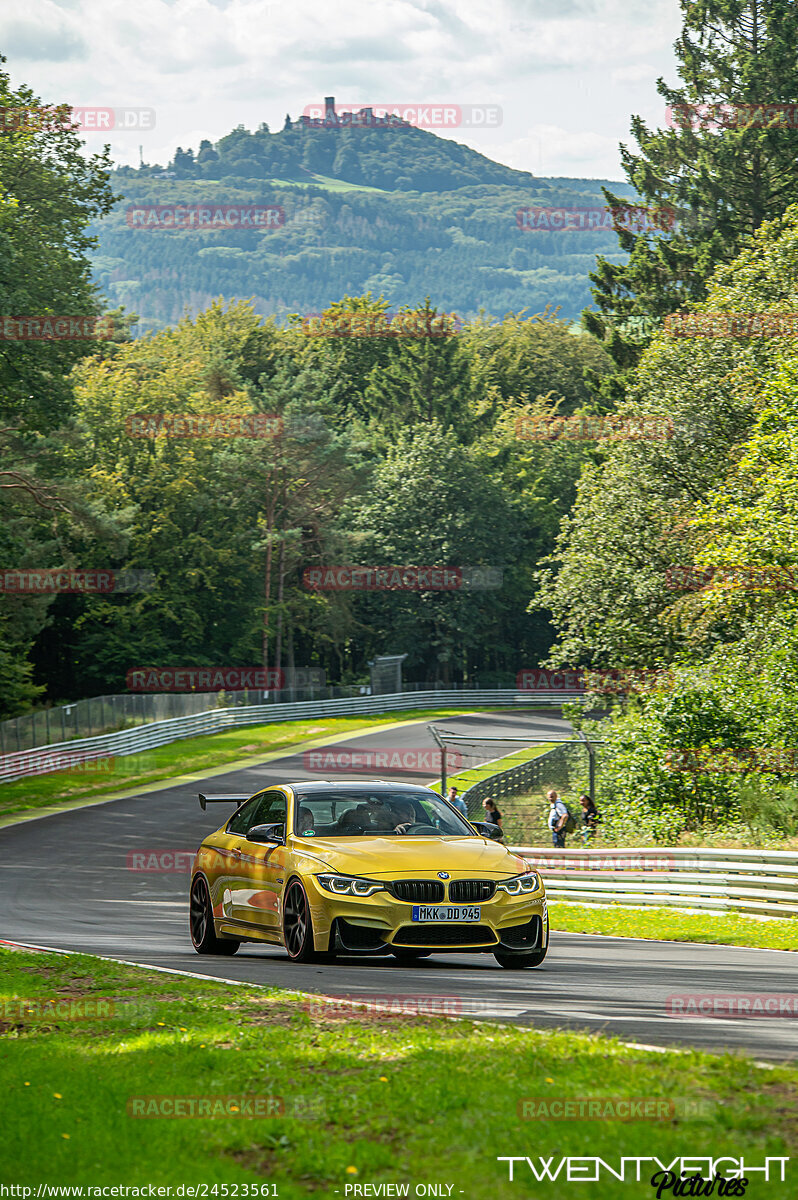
[482,797,503,829]
[579,793,599,844]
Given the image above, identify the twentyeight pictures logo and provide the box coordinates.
[495,1156,788,1183]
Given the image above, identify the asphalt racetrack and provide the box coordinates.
[2,710,795,1059]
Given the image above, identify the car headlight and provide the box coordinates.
[497,872,542,895]
[316,873,386,897]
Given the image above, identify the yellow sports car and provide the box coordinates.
[190,780,548,968]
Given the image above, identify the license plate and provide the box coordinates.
[411,905,481,922]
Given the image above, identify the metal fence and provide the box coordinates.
[0,686,373,755]
[512,845,798,919]
[0,680,584,755]
[0,688,579,784]
[467,746,798,919]
[463,742,590,840]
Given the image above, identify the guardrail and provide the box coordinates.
[0,689,582,784]
[512,846,798,919]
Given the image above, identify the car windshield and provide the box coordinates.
[293,790,473,838]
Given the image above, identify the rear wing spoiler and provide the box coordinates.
[199,792,250,811]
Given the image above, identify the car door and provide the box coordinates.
[227,789,289,932]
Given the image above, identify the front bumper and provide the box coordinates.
[304,874,548,953]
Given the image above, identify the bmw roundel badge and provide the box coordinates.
[438,871,450,879]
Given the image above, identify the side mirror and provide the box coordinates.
[246,823,285,845]
[471,821,503,841]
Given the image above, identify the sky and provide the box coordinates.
[2,0,684,180]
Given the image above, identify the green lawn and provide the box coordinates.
[549,902,798,950]
[2,947,796,1195]
[431,742,556,795]
[0,708,475,823]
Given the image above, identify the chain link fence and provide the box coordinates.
[462,741,592,843]
[0,679,551,758]
[0,686,372,755]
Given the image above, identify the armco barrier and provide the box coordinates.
[0,689,582,784]
[513,846,798,919]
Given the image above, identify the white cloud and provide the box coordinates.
[494,126,629,180]
[2,0,684,177]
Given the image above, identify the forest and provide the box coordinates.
[5,0,798,843]
[91,112,636,330]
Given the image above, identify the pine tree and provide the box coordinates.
[585,0,798,404]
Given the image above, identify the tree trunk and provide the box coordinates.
[262,491,277,672]
[275,530,286,679]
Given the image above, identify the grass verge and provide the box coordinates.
[550,902,798,951]
[432,742,556,796]
[0,708,477,822]
[2,947,796,1196]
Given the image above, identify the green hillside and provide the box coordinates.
[92,110,635,331]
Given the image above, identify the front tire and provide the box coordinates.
[283,880,319,962]
[190,875,239,955]
[494,945,548,969]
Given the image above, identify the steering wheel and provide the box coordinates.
[402,823,440,835]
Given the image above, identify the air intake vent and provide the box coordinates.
[394,924,496,947]
[449,880,495,903]
[500,915,542,950]
[388,880,445,904]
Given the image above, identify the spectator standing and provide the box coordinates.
[482,797,503,829]
[579,793,599,844]
[447,785,468,820]
[547,789,569,848]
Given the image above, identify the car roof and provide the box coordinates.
[287,780,439,796]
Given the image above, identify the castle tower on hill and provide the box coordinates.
[298,97,395,130]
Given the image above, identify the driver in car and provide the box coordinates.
[389,799,417,833]
[296,806,315,835]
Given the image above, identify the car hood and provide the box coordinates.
[293,835,527,878]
